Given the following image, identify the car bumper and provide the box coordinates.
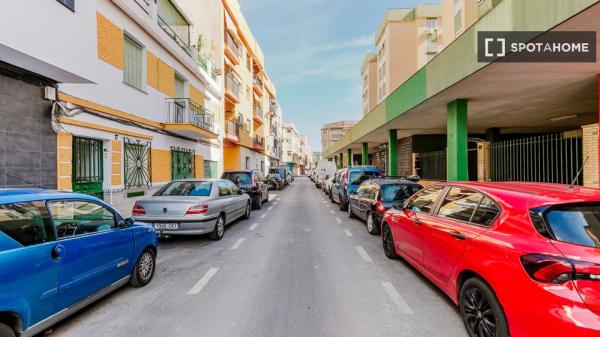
[137,216,219,236]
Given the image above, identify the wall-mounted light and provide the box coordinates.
[550,114,578,122]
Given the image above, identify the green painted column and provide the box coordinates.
[334,155,338,168]
[339,153,344,168]
[388,129,397,176]
[361,143,369,165]
[347,149,352,167]
[447,99,469,181]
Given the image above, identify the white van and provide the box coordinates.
[314,160,337,188]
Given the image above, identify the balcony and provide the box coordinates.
[253,76,264,96]
[426,42,439,54]
[253,105,264,125]
[224,119,240,143]
[253,135,265,153]
[225,31,241,65]
[157,0,191,54]
[164,98,217,140]
[225,72,241,104]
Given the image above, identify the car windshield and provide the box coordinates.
[269,168,281,174]
[381,184,421,203]
[349,171,379,185]
[544,203,600,248]
[223,173,252,184]
[158,181,212,197]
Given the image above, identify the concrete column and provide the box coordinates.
[582,124,599,187]
[447,99,469,181]
[388,129,397,176]
[361,143,369,165]
[347,149,352,167]
[477,141,490,182]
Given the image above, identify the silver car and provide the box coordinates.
[133,179,251,240]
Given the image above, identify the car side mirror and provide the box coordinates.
[120,217,134,228]
[407,175,420,182]
[238,190,245,195]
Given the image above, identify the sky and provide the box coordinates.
[241,0,435,152]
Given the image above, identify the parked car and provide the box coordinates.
[269,167,289,186]
[314,160,337,188]
[323,174,335,195]
[0,189,157,337]
[133,179,251,240]
[348,178,422,234]
[331,166,381,210]
[222,170,269,209]
[266,174,285,191]
[381,182,600,337]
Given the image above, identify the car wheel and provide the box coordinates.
[130,248,156,287]
[339,195,348,211]
[459,278,509,337]
[209,215,226,241]
[367,212,380,235]
[254,196,262,210]
[264,192,269,203]
[243,202,251,220]
[348,203,355,218]
[0,324,14,337]
[382,223,398,259]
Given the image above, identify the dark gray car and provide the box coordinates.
[133,179,251,240]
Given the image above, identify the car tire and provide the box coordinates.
[264,192,269,203]
[209,215,226,241]
[382,223,399,259]
[459,278,509,337]
[243,202,251,220]
[339,195,348,211]
[130,248,156,287]
[0,324,14,337]
[253,196,262,210]
[366,212,380,235]
[348,203,355,218]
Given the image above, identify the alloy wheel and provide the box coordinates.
[462,287,497,337]
[217,217,225,237]
[138,251,154,281]
[245,204,251,217]
[382,226,395,257]
[367,215,374,232]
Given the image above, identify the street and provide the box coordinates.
[50,177,467,337]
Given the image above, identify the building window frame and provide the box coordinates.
[56,0,75,12]
[123,33,147,92]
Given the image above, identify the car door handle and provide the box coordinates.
[449,231,467,240]
[411,218,422,225]
[51,244,65,260]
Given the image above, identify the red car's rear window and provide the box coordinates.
[543,203,600,247]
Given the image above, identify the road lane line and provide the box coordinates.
[344,229,353,237]
[268,206,273,211]
[335,217,342,224]
[188,268,219,295]
[382,282,414,314]
[273,202,278,205]
[230,238,246,250]
[249,223,259,230]
[355,246,372,262]
[260,214,267,219]
[329,210,335,214]
[270,194,278,198]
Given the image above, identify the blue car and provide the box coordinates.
[331,166,381,211]
[0,189,157,337]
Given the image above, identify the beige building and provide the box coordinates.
[374,4,443,103]
[321,121,357,152]
[360,53,378,116]
[442,0,502,45]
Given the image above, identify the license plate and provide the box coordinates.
[154,223,179,230]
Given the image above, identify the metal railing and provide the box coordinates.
[253,105,263,119]
[225,119,240,138]
[165,98,214,133]
[225,72,241,98]
[253,135,265,147]
[418,150,447,181]
[157,15,190,54]
[226,31,241,59]
[253,76,264,90]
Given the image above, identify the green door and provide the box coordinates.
[171,147,194,180]
[72,137,104,199]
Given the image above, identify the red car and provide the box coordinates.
[381,182,600,337]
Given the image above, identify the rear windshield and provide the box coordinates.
[223,173,251,184]
[381,184,421,202]
[543,203,600,247]
[158,182,212,197]
[349,171,379,185]
[269,168,281,174]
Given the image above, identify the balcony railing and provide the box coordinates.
[226,32,241,60]
[253,76,264,90]
[225,72,241,100]
[253,105,263,119]
[225,119,240,138]
[254,135,265,148]
[165,98,214,132]
[157,14,191,54]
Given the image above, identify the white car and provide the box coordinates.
[314,160,337,188]
[324,174,335,194]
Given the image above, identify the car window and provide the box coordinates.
[227,181,240,194]
[223,173,251,184]
[218,181,232,196]
[254,171,265,182]
[157,181,212,197]
[405,186,445,214]
[0,201,55,246]
[381,184,422,203]
[543,203,600,247]
[349,171,380,185]
[48,201,117,239]
[437,187,483,223]
[471,196,500,227]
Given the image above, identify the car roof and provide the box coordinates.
[347,166,379,171]
[223,170,253,174]
[368,178,421,186]
[0,188,103,205]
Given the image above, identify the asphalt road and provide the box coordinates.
[50,177,468,337]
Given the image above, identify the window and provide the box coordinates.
[175,74,185,98]
[56,0,75,11]
[124,35,144,89]
[381,184,422,203]
[203,160,218,179]
[454,9,463,34]
[406,186,445,214]
[217,181,232,197]
[227,181,240,195]
[0,202,55,246]
[438,187,483,223]
[543,203,600,247]
[157,181,212,197]
[349,171,379,185]
[222,172,251,185]
[471,197,500,227]
[426,18,438,30]
[48,201,117,238]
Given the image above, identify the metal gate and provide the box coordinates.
[418,150,446,181]
[124,138,152,188]
[72,136,104,199]
[489,133,583,185]
[171,147,194,180]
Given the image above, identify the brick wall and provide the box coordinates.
[582,123,598,187]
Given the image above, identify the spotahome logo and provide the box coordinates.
[477,31,596,62]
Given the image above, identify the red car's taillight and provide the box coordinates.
[252,175,259,190]
[375,200,386,213]
[186,205,208,215]
[520,253,575,284]
[132,204,145,216]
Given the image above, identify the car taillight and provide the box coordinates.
[375,200,386,213]
[186,205,208,215]
[132,204,145,216]
[520,253,575,284]
[252,175,258,190]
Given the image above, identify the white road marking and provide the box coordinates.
[335,217,342,224]
[344,229,353,237]
[277,198,281,201]
[249,223,259,230]
[188,268,219,295]
[382,282,415,314]
[322,201,327,204]
[260,214,267,219]
[268,206,273,211]
[355,246,372,262]
[270,193,278,198]
[329,210,335,214]
[273,202,278,205]
[230,238,246,250]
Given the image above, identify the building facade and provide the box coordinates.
[321,121,357,153]
[282,124,308,175]
[361,53,378,116]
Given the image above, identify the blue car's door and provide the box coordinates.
[0,201,59,327]
[47,200,134,312]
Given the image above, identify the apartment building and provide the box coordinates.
[321,121,357,152]
[442,0,503,45]
[282,124,306,175]
[360,53,378,116]
[375,4,442,103]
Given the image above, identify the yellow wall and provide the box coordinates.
[57,133,73,191]
[158,60,175,97]
[97,12,124,69]
[189,84,205,105]
[151,149,171,183]
[195,155,205,178]
[111,140,122,186]
[224,146,241,170]
[147,51,160,90]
